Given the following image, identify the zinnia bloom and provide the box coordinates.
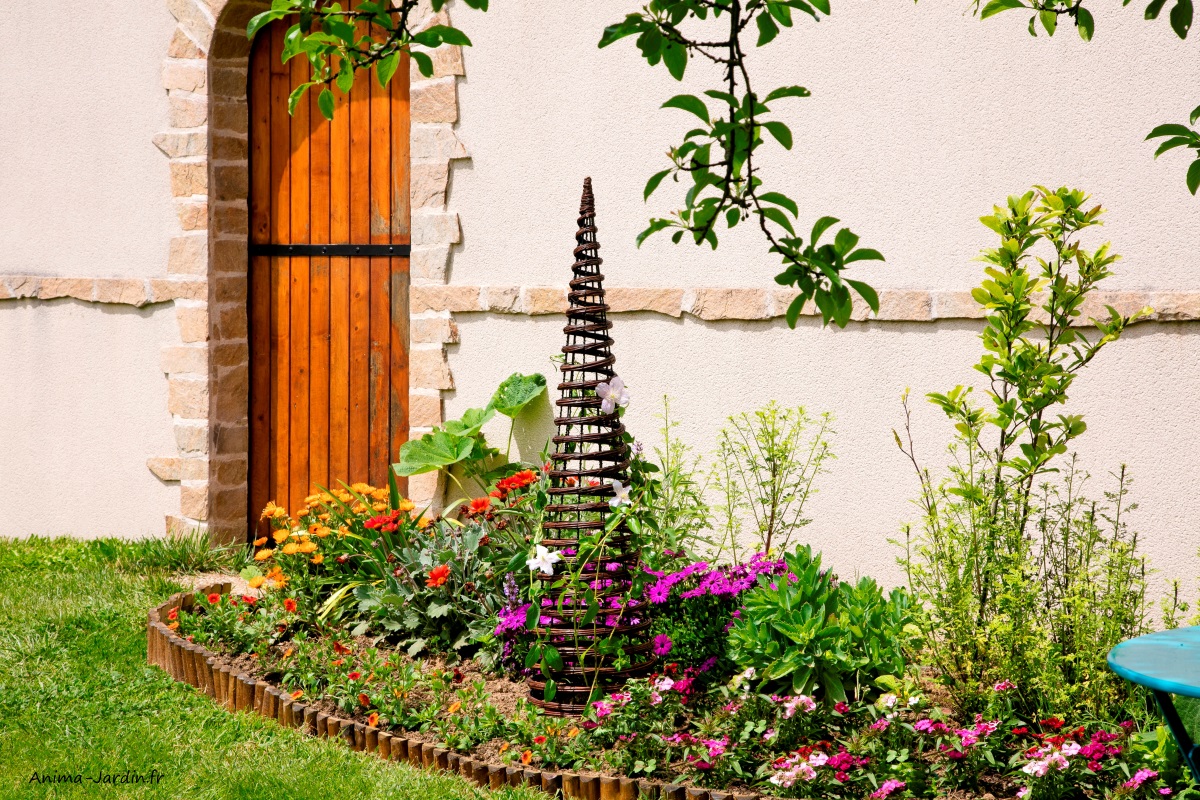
[241,594,257,605]
[427,564,451,588]
[447,701,462,714]
[533,735,547,745]
[283,598,298,613]
[167,607,179,621]
[291,689,303,699]
[348,671,362,681]
[206,593,221,604]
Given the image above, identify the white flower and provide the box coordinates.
[596,376,630,415]
[908,694,921,707]
[809,752,829,767]
[881,693,899,709]
[526,544,562,576]
[608,479,632,509]
[1022,760,1049,778]
[1061,742,1081,757]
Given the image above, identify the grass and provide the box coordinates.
[0,536,542,800]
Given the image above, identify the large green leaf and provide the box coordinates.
[393,430,475,476]
[489,373,547,419]
[443,405,495,437]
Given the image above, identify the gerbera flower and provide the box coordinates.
[283,598,298,613]
[426,564,451,588]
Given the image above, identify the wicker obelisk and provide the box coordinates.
[526,178,655,715]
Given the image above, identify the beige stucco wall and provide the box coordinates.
[444,2,1200,594]
[0,2,182,537]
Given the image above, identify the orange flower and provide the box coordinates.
[281,542,300,555]
[447,701,462,714]
[254,548,274,561]
[298,540,318,553]
[368,712,380,727]
[533,735,547,745]
[416,516,433,530]
[167,607,179,621]
[567,727,580,739]
[282,648,294,660]
[426,564,451,588]
[283,598,298,613]
[206,593,221,604]
[397,499,415,512]
[331,658,344,667]
[248,576,265,589]
[333,641,352,655]
[311,553,324,565]
[467,497,492,516]
[521,750,532,765]
[253,536,268,547]
[291,689,303,699]
[272,529,290,544]
[498,743,510,754]
[260,501,284,520]
[358,692,370,707]
[167,621,179,630]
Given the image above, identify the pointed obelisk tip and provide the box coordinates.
[579,177,595,216]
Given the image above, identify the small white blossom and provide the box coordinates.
[596,376,630,415]
[526,544,562,576]
[608,479,632,509]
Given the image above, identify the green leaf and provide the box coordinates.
[335,59,355,94]
[490,372,547,418]
[428,602,451,618]
[760,206,796,234]
[980,0,1026,18]
[844,248,886,264]
[756,13,780,45]
[1171,0,1193,37]
[1147,123,1196,139]
[247,9,286,40]
[317,87,335,121]
[543,645,564,671]
[388,466,401,510]
[1191,104,1200,126]
[811,215,839,244]
[424,24,472,46]
[376,51,401,88]
[598,15,644,48]
[662,41,687,80]
[410,50,434,78]
[644,169,671,200]
[543,678,557,702]
[759,191,799,217]
[1154,136,1194,157]
[1076,6,1095,39]
[763,121,793,150]
[764,85,811,103]
[662,94,709,122]
[1039,9,1058,35]
[442,406,495,438]
[525,604,540,630]
[407,638,427,657]
[287,82,311,116]
[834,228,860,255]
[637,219,674,247]
[1146,0,1170,19]
[394,430,475,476]
[846,279,880,312]
[1188,158,1200,195]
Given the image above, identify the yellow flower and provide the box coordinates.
[397,499,415,512]
[371,502,388,512]
[254,548,274,561]
[282,648,294,660]
[248,576,265,589]
[298,540,318,554]
[350,482,373,494]
[416,516,433,530]
[317,513,330,522]
[272,506,288,519]
[311,553,324,565]
[371,489,389,502]
[252,536,268,547]
[308,523,323,535]
[498,743,510,754]
[311,526,332,538]
[272,529,290,544]
[521,750,532,765]
[293,509,307,520]
[260,501,284,520]
[304,494,321,506]
[447,701,462,714]
[567,727,580,739]
[281,542,300,555]
[352,503,367,514]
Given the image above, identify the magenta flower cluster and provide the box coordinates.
[644,552,785,605]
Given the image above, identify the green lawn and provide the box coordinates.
[0,536,541,800]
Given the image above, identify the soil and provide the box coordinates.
[176,571,256,598]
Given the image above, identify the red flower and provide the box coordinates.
[167,607,179,621]
[241,594,257,605]
[283,598,298,613]
[1040,717,1066,731]
[467,497,492,516]
[333,641,352,655]
[834,702,850,714]
[533,735,547,745]
[358,692,370,707]
[368,712,380,727]
[331,658,344,667]
[229,596,240,606]
[489,490,503,499]
[206,593,221,605]
[348,671,362,681]
[1012,727,1029,735]
[426,564,451,588]
[336,554,349,565]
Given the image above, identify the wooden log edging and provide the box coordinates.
[146,586,765,800]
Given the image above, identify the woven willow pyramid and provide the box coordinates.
[526,178,655,715]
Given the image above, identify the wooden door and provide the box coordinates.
[247,21,410,533]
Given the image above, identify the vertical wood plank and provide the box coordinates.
[348,35,371,484]
[389,53,411,243]
[329,82,352,485]
[268,21,291,510]
[289,52,311,512]
[309,81,331,494]
[249,33,273,530]
[388,59,411,495]
[367,62,392,487]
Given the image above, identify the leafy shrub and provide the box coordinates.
[710,402,834,562]
[895,187,1153,719]
[726,546,919,702]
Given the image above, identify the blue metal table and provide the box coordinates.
[1108,626,1200,784]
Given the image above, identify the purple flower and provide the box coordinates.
[653,634,673,656]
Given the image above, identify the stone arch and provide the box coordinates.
[155,0,468,541]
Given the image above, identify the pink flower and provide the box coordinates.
[871,779,907,799]
[871,718,891,732]
[592,700,612,719]
[782,695,817,718]
[993,680,1016,692]
[1124,769,1159,789]
[652,634,673,656]
[1046,752,1069,771]
[835,701,851,714]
